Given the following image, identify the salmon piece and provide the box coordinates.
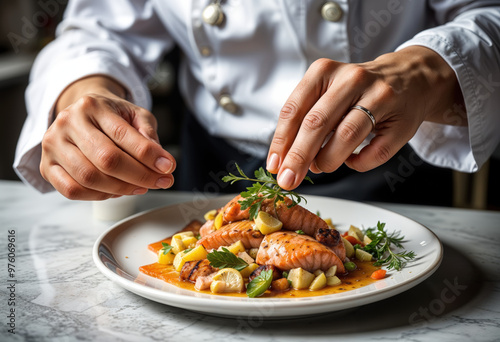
[222,194,250,223]
[315,228,346,261]
[196,220,264,250]
[199,220,215,238]
[256,231,345,273]
[195,273,216,291]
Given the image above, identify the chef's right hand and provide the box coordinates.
[40,76,176,200]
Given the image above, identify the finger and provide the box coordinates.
[58,140,150,196]
[44,163,115,201]
[67,117,174,190]
[312,105,375,173]
[99,108,176,175]
[276,91,345,190]
[345,127,406,172]
[267,59,341,174]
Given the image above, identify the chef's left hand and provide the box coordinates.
[267,46,466,190]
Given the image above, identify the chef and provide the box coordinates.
[13,0,500,200]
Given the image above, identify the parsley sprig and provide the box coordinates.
[207,247,249,271]
[222,163,313,220]
[359,222,416,271]
[160,242,173,255]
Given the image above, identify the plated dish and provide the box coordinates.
[93,194,442,318]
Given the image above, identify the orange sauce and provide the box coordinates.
[139,260,380,298]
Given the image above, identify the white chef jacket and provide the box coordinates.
[14,0,500,193]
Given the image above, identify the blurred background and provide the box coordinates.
[0,0,498,210]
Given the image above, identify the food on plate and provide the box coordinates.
[139,164,415,298]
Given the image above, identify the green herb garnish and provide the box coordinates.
[246,270,273,298]
[222,163,313,220]
[295,230,305,235]
[361,222,416,271]
[207,247,249,271]
[183,248,194,254]
[160,242,173,255]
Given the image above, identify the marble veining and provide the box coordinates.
[0,180,499,342]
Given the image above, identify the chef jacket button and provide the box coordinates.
[202,3,224,26]
[200,46,212,56]
[321,2,343,22]
[219,94,239,114]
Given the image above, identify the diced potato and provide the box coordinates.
[239,263,259,278]
[204,209,217,221]
[363,235,372,245]
[157,249,175,265]
[226,240,245,254]
[237,251,255,264]
[326,275,342,286]
[255,211,283,235]
[248,248,259,259]
[342,237,355,258]
[309,273,327,291]
[324,218,336,229]
[171,235,185,254]
[287,267,315,290]
[174,232,195,238]
[173,245,208,272]
[214,212,223,230]
[325,265,337,277]
[181,236,198,249]
[348,225,364,241]
[313,270,324,277]
[355,248,373,262]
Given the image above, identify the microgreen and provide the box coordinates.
[160,242,173,255]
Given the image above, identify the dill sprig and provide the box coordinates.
[222,163,313,220]
[359,222,416,271]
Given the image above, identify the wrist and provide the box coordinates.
[55,75,127,113]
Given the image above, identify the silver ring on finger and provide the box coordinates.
[351,105,376,130]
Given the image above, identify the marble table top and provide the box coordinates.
[1,180,499,342]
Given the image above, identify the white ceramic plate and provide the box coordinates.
[93,194,442,318]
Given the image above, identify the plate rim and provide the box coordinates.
[92,194,443,316]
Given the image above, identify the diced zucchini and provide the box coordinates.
[342,237,355,258]
[363,235,372,245]
[326,275,342,286]
[226,240,245,254]
[348,225,364,241]
[355,248,373,262]
[313,270,324,277]
[239,263,259,278]
[287,267,315,290]
[309,273,327,291]
[204,209,217,221]
[325,265,337,277]
[171,235,185,254]
[181,236,198,249]
[157,249,175,265]
[248,248,259,259]
[173,245,208,272]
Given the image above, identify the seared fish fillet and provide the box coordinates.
[196,220,264,250]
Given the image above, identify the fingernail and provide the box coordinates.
[267,153,279,172]
[156,177,173,189]
[277,168,296,189]
[155,157,173,173]
[133,188,148,195]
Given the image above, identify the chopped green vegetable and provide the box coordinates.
[222,163,313,220]
[246,270,273,298]
[361,221,416,271]
[160,242,173,255]
[183,248,194,254]
[295,230,305,235]
[207,247,249,271]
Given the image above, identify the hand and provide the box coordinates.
[40,76,176,200]
[267,46,466,190]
